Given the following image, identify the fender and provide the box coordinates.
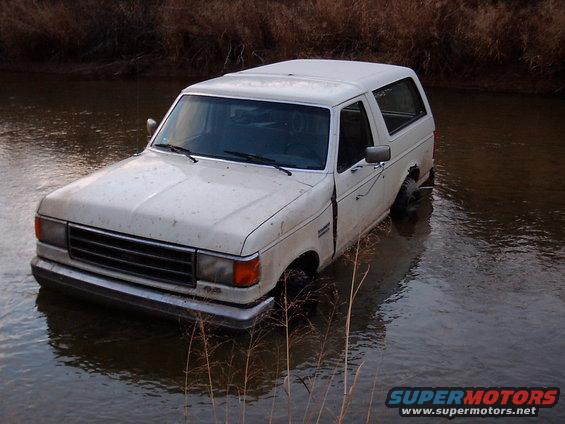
[407,164,420,182]
[392,162,420,197]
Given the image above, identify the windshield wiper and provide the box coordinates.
[154,143,198,163]
[224,150,292,176]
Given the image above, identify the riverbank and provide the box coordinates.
[1,60,562,96]
[1,0,563,95]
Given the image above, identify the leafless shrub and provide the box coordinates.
[0,0,562,82]
[0,0,157,61]
[178,228,387,423]
[0,0,83,60]
[523,0,565,74]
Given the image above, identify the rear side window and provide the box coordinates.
[373,78,426,135]
[337,101,374,173]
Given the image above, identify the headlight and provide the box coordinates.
[197,253,260,287]
[35,216,67,248]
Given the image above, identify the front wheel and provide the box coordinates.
[279,268,313,301]
[391,178,419,218]
[273,268,319,322]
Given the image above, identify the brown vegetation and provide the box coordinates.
[0,0,563,90]
[177,219,391,423]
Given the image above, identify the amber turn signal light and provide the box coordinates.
[233,256,260,287]
[35,216,42,240]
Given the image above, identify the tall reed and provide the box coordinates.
[0,0,562,86]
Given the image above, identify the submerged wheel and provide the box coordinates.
[279,268,313,300]
[391,177,419,218]
[274,268,317,322]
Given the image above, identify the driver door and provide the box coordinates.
[334,96,384,254]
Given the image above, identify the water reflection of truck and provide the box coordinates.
[31,60,435,329]
[35,195,433,397]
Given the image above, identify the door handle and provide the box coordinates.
[373,162,385,170]
[355,164,385,200]
[351,162,384,173]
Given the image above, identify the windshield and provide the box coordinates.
[152,95,330,170]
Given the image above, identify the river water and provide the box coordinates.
[0,73,563,423]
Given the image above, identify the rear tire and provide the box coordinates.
[425,167,435,186]
[391,178,419,218]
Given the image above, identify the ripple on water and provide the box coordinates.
[0,80,564,422]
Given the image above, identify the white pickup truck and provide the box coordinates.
[31,60,435,329]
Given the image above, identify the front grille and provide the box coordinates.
[68,224,196,287]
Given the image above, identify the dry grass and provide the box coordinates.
[0,0,157,61]
[176,223,389,423]
[0,0,563,84]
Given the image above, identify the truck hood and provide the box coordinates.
[39,150,326,255]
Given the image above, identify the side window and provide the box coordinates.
[337,101,374,173]
[373,78,426,135]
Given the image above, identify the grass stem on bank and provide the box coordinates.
[0,0,562,90]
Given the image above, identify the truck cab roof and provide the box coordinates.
[184,59,415,107]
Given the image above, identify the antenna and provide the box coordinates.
[134,0,141,156]
[135,53,140,155]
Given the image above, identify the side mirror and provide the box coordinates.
[365,145,391,163]
[146,118,158,138]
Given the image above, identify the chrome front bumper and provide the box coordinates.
[31,257,274,330]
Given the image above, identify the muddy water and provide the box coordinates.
[0,74,563,423]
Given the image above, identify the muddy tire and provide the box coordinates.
[425,167,435,186]
[275,268,317,322]
[391,178,419,218]
[280,268,313,300]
